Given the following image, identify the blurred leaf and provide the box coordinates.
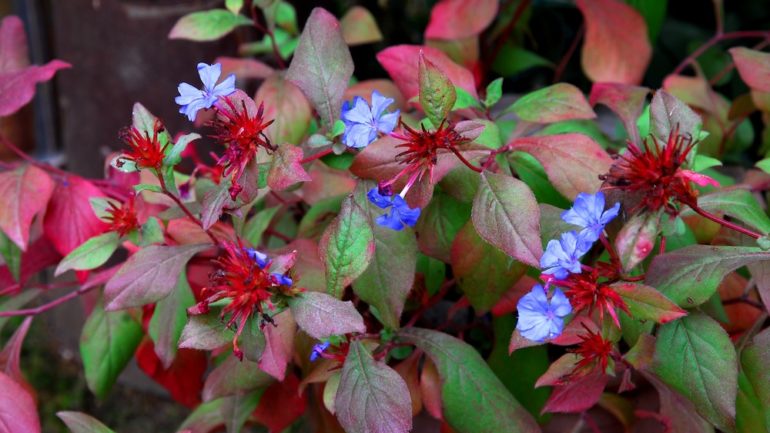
[168,9,251,41]
[340,6,383,45]
[425,0,498,39]
[419,53,457,125]
[57,412,115,433]
[611,282,686,324]
[0,371,40,432]
[288,291,366,339]
[0,164,55,250]
[506,83,595,123]
[492,45,552,77]
[625,0,667,41]
[0,230,21,281]
[149,270,195,368]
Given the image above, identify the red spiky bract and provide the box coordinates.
[558,270,630,328]
[104,196,139,237]
[119,121,167,170]
[601,128,700,214]
[210,97,275,200]
[570,326,615,375]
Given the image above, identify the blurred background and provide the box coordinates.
[2,0,770,431]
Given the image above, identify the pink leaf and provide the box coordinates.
[0,164,55,250]
[729,47,770,93]
[267,145,312,191]
[508,133,613,200]
[215,56,274,80]
[377,45,478,104]
[424,0,498,40]
[255,74,313,145]
[0,316,32,389]
[589,82,650,142]
[576,0,651,84]
[258,310,296,381]
[0,16,29,73]
[43,176,109,257]
[679,170,719,187]
[288,291,366,339]
[0,60,71,116]
[542,369,608,414]
[0,371,41,433]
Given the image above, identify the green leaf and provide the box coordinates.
[331,119,346,137]
[645,245,770,307]
[138,217,164,246]
[625,0,667,41]
[319,196,375,298]
[650,90,702,141]
[614,209,662,272]
[163,133,201,167]
[225,0,243,14]
[286,8,353,130]
[451,222,527,313]
[57,412,115,433]
[149,270,195,368]
[335,341,412,433]
[351,184,417,329]
[419,53,457,125]
[484,78,503,108]
[288,291,366,339]
[255,73,313,145]
[653,312,738,432]
[740,329,770,431]
[417,254,446,295]
[243,205,280,246]
[179,313,233,351]
[692,154,722,172]
[80,300,143,398]
[0,230,21,281]
[168,9,252,41]
[681,189,770,235]
[506,83,595,123]
[340,5,383,45]
[472,171,542,267]
[0,290,39,335]
[610,282,686,324]
[202,356,273,400]
[491,45,553,77]
[452,86,481,110]
[415,191,472,263]
[55,231,120,276]
[222,391,264,433]
[399,328,540,433]
[508,152,570,209]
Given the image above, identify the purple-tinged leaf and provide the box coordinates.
[255,73,312,145]
[352,183,417,329]
[179,314,233,351]
[57,412,115,433]
[650,90,701,140]
[0,371,40,433]
[258,309,296,381]
[534,353,580,388]
[335,341,412,433]
[542,369,608,414]
[319,196,375,298]
[415,191,471,263]
[614,209,662,272]
[286,8,353,130]
[104,244,208,310]
[729,47,770,93]
[645,245,770,307]
[653,312,738,432]
[267,144,311,191]
[472,171,542,267]
[340,6,383,46]
[399,328,540,433]
[0,164,55,250]
[508,83,596,124]
[202,355,273,401]
[576,0,651,84]
[80,301,143,399]
[200,181,235,231]
[168,9,251,41]
[508,133,612,200]
[419,52,456,126]
[288,291,366,339]
[589,82,650,145]
[424,0,498,40]
[610,282,686,324]
[643,372,715,433]
[148,270,195,368]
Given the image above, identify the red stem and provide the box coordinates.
[449,147,483,173]
[250,5,287,69]
[157,173,220,245]
[553,24,585,83]
[405,279,454,328]
[672,31,770,76]
[0,282,95,317]
[689,203,762,239]
[488,0,532,68]
[300,148,334,164]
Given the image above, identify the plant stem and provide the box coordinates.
[250,5,287,69]
[157,173,220,245]
[553,24,585,83]
[688,203,762,239]
[299,148,334,164]
[405,279,454,328]
[488,0,532,68]
[449,147,483,173]
[672,31,770,76]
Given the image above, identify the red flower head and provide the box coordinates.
[188,240,295,360]
[210,93,275,200]
[117,120,168,171]
[570,326,615,376]
[105,196,140,236]
[557,268,630,328]
[380,119,472,195]
[600,127,718,215]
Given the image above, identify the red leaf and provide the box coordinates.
[43,176,109,257]
[424,0,498,40]
[258,310,296,381]
[419,357,443,420]
[0,61,70,116]
[0,16,29,73]
[267,145,311,191]
[729,47,770,93]
[0,371,41,433]
[508,133,612,200]
[589,82,650,142]
[576,0,651,84]
[0,317,34,396]
[253,373,308,433]
[377,45,477,104]
[0,236,61,289]
[215,56,274,80]
[542,369,607,414]
[136,339,205,408]
[0,164,55,250]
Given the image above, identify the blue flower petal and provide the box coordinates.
[516,285,573,342]
[197,62,221,91]
[376,210,405,231]
[370,90,395,119]
[377,110,400,134]
[367,187,392,209]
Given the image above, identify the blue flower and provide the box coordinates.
[341,90,400,149]
[175,63,236,121]
[367,188,420,231]
[245,248,269,268]
[310,341,330,362]
[540,231,592,280]
[271,273,293,286]
[516,285,572,342]
[561,191,620,242]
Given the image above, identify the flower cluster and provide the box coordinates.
[600,128,718,215]
[115,120,167,172]
[188,240,298,360]
[340,90,399,149]
[517,192,620,342]
[104,196,139,236]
